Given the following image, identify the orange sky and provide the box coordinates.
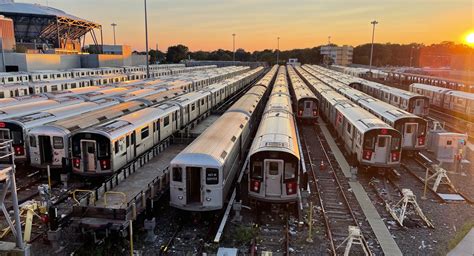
[23,0,474,51]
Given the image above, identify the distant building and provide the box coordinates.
[88,45,132,56]
[287,58,301,67]
[0,15,15,52]
[320,45,353,66]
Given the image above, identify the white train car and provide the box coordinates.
[88,74,128,86]
[71,104,180,175]
[0,72,29,85]
[70,66,262,176]
[0,84,30,98]
[306,68,427,152]
[248,66,301,203]
[170,66,274,211]
[309,65,430,117]
[28,78,93,95]
[0,96,84,120]
[410,83,474,122]
[2,99,118,162]
[287,65,318,122]
[28,70,72,82]
[29,101,147,169]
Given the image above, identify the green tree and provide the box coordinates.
[166,44,189,63]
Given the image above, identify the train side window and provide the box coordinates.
[164,116,170,127]
[172,167,182,182]
[52,137,64,149]
[29,135,36,147]
[141,127,149,139]
[191,103,196,111]
[206,168,219,185]
[114,141,119,154]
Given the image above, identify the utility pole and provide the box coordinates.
[409,46,414,68]
[277,36,280,65]
[111,23,117,45]
[232,33,236,63]
[144,0,150,78]
[328,36,331,45]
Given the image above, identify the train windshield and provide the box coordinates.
[72,133,110,158]
[251,162,263,179]
[363,137,375,150]
[284,162,296,180]
[172,167,182,182]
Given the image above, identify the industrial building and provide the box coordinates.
[320,45,353,66]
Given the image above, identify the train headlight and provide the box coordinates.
[206,197,211,202]
[178,196,183,200]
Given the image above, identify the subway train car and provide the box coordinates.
[304,68,427,152]
[287,65,318,122]
[0,96,84,120]
[248,66,301,203]
[169,66,275,211]
[410,83,474,122]
[71,67,264,176]
[307,65,430,117]
[1,99,118,162]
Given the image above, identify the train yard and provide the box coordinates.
[0,63,473,256]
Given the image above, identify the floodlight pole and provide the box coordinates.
[232,33,236,63]
[369,20,378,73]
[277,36,280,65]
[111,23,117,46]
[144,0,150,78]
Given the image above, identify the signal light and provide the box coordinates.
[286,181,297,195]
[100,159,110,170]
[250,179,260,193]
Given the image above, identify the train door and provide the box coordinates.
[264,159,283,196]
[80,140,97,172]
[125,135,133,162]
[413,99,424,115]
[303,100,313,117]
[0,129,10,154]
[375,136,390,163]
[403,123,418,148]
[131,131,137,157]
[38,136,53,164]
[186,167,202,204]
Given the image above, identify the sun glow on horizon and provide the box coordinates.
[465,32,474,45]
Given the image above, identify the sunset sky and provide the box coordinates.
[22,0,474,52]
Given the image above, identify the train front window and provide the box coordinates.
[11,131,23,145]
[97,140,109,157]
[206,168,219,185]
[269,162,279,175]
[391,137,400,150]
[251,163,263,179]
[284,163,296,180]
[363,137,375,150]
[173,167,182,182]
[378,137,386,147]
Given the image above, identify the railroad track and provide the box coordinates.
[428,108,474,141]
[251,205,291,255]
[300,124,375,255]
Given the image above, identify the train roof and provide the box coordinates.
[0,96,83,119]
[87,103,179,140]
[357,97,424,123]
[226,93,262,117]
[5,99,117,128]
[0,94,47,107]
[171,112,249,167]
[445,90,474,100]
[43,101,147,133]
[409,83,452,93]
[168,91,210,105]
[336,103,394,132]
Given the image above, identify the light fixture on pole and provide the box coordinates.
[277,36,280,65]
[232,33,236,63]
[111,23,117,46]
[144,0,150,79]
[369,20,378,73]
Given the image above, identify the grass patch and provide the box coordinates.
[447,221,474,251]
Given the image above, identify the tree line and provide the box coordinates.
[133,41,472,69]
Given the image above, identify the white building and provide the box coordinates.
[320,45,353,66]
[286,58,301,67]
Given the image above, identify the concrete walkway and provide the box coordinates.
[447,228,474,256]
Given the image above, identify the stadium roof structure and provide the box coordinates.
[0,0,102,49]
